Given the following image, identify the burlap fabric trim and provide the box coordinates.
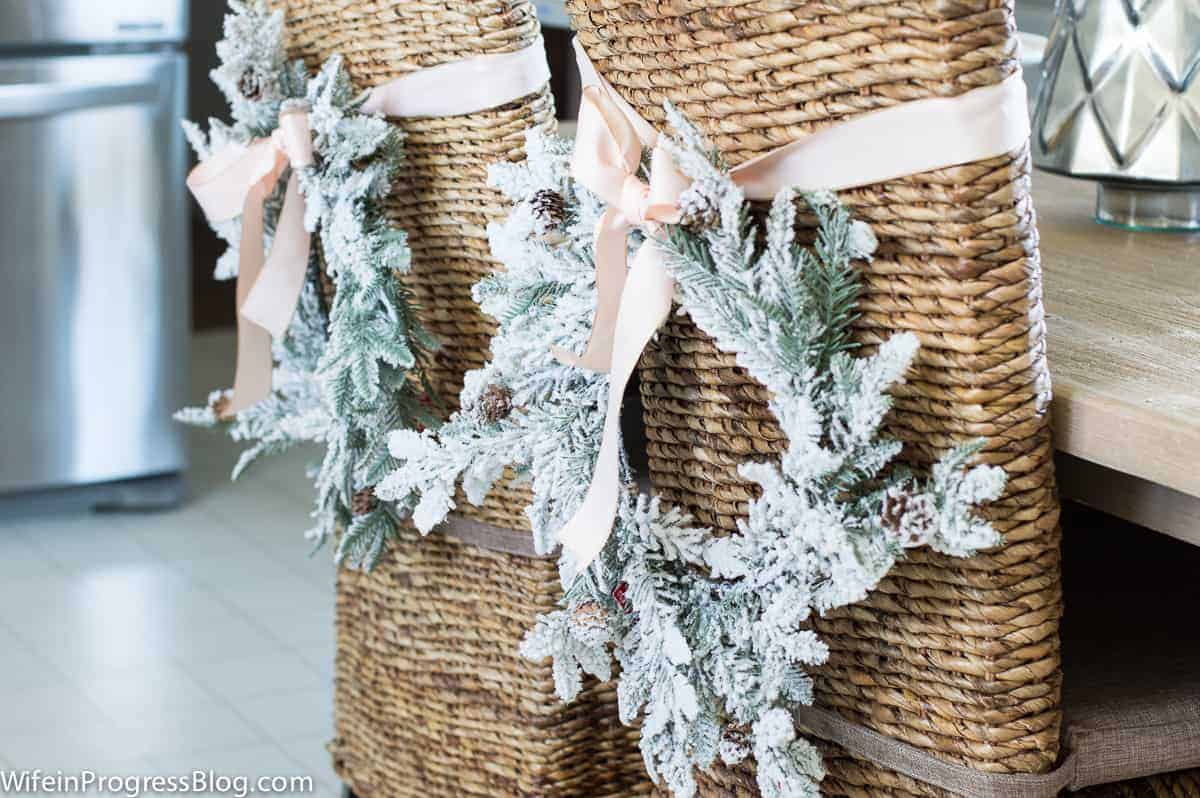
[793,696,1200,796]
[437,516,551,558]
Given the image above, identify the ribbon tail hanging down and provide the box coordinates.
[224,183,276,418]
[557,243,675,571]
[550,207,629,372]
[240,172,312,339]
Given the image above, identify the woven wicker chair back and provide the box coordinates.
[266,2,650,795]
[565,0,1064,794]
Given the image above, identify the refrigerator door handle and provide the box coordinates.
[0,79,159,119]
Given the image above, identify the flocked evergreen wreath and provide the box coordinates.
[380,111,1008,797]
[177,1,439,569]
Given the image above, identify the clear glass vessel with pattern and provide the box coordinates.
[1033,0,1200,229]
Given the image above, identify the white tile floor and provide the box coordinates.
[0,332,341,796]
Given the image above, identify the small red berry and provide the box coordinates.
[612,581,630,611]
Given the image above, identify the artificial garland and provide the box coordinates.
[375,130,608,555]
[381,111,1007,797]
[177,1,438,569]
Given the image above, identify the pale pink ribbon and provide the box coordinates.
[361,38,550,118]
[187,40,552,418]
[187,106,314,418]
[555,39,1032,571]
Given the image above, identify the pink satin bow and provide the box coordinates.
[550,86,690,372]
[187,106,314,418]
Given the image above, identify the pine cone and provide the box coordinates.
[719,725,752,765]
[881,492,908,532]
[881,491,935,548]
[676,186,720,231]
[528,189,566,236]
[477,384,513,424]
[209,393,232,420]
[237,69,263,101]
[317,268,337,306]
[571,601,607,631]
[351,489,377,516]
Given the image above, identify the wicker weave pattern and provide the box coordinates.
[331,524,651,797]
[567,0,1062,794]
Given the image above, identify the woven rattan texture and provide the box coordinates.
[267,0,550,530]
[330,524,652,798]
[567,0,1063,794]
[1074,770,1200,797]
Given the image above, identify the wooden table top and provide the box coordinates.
[1037,171,1200,499]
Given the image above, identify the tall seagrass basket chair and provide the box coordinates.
[565,0,1064,794]
[266,1,649,795]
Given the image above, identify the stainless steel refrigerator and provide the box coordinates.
[0,1,190,509]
